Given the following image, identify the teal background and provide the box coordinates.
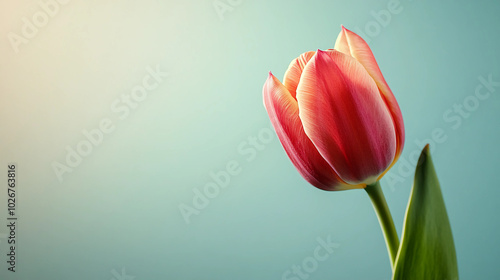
[1,0,500,279]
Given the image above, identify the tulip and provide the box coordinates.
[263,26,404,191]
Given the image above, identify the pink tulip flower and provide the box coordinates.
[263,26,404,191]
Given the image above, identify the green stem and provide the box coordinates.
[365,181,400,270]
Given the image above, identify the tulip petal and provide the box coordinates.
[296,50,396,185]
[263,72,359,191]
[335,26,405,164]
[283,51,316,100]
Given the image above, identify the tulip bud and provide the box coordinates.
[263,26,404,190]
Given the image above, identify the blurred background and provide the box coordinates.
[1,0,499,279]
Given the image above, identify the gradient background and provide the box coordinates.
[1,0,500,279]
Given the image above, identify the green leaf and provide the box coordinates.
[392,145,458,280]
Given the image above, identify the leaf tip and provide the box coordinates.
[416,144,431,167]
[423,143,430,153]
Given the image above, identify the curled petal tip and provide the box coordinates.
[316,49,332,58]
[267,71,276,81]
[342,25,352,33]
